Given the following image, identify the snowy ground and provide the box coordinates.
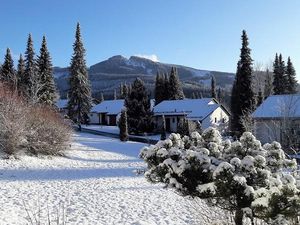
[0,132,227,225]
[82,125,163,141]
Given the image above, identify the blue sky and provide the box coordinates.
[0,0,300,77]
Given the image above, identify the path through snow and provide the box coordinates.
[0,133,226,225]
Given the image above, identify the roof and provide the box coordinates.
[252,94,300,119]
[91,100,125,115]
[153,98,227,120]
[55,99,68,109]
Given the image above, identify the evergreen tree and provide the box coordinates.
[286,57,297,94]
[114,89,117,100]
[100,92,104,102]
[125,78,153,134]
[122,83,128,99]
[217,87,224,103]
[119,109,128,141]
[154,72,165,105]
[67,23,92,129]
[211,75,217,99]
[163,73,170,100]
[230,30,255,136]
[192,92,196,99]
[257,88,264,107]
[23,33,38,100]
[37,36,57,105]
[168,67,185,100]
[160,115,166,140]
[263,69,273,99]
[17,54,25,93]
[273,53,286,95]
[0,48,16,88]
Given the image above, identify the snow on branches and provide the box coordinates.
[140,127,300,225]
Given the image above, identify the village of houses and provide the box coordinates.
[57,93,300,155]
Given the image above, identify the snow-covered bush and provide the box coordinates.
[140,127,300,225]
[0,83,72,156]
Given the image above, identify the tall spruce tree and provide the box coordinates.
[211,75,217,99]
[125,78,153,134]
[23,33,38,100]
[286,57,297,94]
[168,67,185,100]
[163,73,170,100]
[37,36,57,105]
[154,72,165,105]
[67,23,92,128]
[17,54,25,93]
[273,53,286,95]
[0,48,16,88]
[263,69,273,99]
[230,30,255,136]
[119,109,128,141]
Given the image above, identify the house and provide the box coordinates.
[252,94,300,146]
[55,99,68,116]
[153,98,230,132]
[89,100,125,126]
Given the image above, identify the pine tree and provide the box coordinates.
[163,73,170,100]
[114,89,117,100]
[67,23,92,129]
[154,72,165,105]
[122,83,128,99]
[211,75,217,99]
[257,88,263,107]
[23,33,38,100]
[286,57,297,94]
[217,87,224,103]
[263,69,273,99]
[230,30,255,136]
[119,109,128,141]
[168,67,185,100]
[192,92,196,99]
[100,92,104,102]
[273,54,286,95]
[37,36,57,105]
[125,78,153,134]
[160,115,166,140]
[17,54,25,93]
[0,48,16,88]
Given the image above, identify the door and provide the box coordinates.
[166,118,171,132]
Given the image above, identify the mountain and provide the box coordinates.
[54,55,235,99]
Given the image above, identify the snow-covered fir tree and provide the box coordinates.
[154,72,165,105]
[125,78,153,134]
[67,23,92,127]
[0,48,16,88]
[286,57,297,94]
[231,30,255,136]
[140,128,299,225]
[37,36,57,105]
[211,75,217,99]
[17,54,25,93]
[168,67,185,100]
[119,109,128,141]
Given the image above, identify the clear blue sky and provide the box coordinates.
[1,0,300,77]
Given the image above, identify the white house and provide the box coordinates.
[153,98,230,132]
[252,94,300,146]
[89,100,125,126]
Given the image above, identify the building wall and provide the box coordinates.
[89,113,100,124]
[155,115,185,132]
[202,107,230,130]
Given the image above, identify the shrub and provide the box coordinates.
[140,128,300,225]
[0,83,72,156]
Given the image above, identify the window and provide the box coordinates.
[215,118,217,123]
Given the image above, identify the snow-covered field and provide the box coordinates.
[0,133,226,225]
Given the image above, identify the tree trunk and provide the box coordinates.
[234,209,243,225]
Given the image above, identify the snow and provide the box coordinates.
[91,100,125,114]
[153,98,223,120]
[0,132,224,225]
[252,94,300,118]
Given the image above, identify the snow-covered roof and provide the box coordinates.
[252,94,300,119]
[153,98,225,120]
[55,99,68,109]
[91,100,125,115]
